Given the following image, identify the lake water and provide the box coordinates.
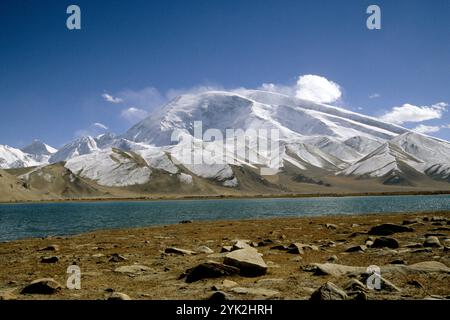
[0,195,449,241]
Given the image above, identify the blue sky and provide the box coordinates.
[0,0,449,147]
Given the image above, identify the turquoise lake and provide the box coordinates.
[0,194,449,241]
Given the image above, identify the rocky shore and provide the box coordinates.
[0,211,449,300]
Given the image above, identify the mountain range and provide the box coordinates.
[1,90,450,202]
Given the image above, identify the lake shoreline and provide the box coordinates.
[1,189,450,205]
[0,210,448,300]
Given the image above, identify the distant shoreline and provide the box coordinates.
[1,189,449,205]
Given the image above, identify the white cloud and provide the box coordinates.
[295,75,342,104]
[380,102,448,125]
[93,122,108,130]
[102,93,123,104]
[258,74,342,104]
[369,93,381,99]
[121,107,149,123]
[412,124,441,134]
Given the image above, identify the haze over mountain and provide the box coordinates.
[1,90,450,201]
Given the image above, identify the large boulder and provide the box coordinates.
[424,236,442,248]
[310,282,348,300]
[371,237,399,249]
[223,248,267,276]
[368,223,414,236]
[21,278,62,295]
[184,262,239,283]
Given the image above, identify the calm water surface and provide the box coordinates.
[0,195,449,241]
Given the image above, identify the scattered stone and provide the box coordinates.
[165,247,196,255]
[108,292,131,300]
[184,262,239,283]
[221,246,232,253]
[403,219,419,225]
[368,223,414,236]
[109,253,127,262]
[39,244,60,252]
[179,220,193,224]
[257,239,273,247]
[231,287,279,297]
[407,280,424,289]
[209,291,233,301]
[221,279,238,288]
[390,259,406,265]
[344,279,368,293]
[345,245,367,253]
[287,243,304,254]
[21,278,62,295]
[197,246,214,254]
[405,242,423,249]
[270,245,289,251]
[310,282,348,300]
[326,223,338,230]
[327,255,338,263]
[223,248,267,277]
[310,261,450,278]
[351,224,360,228]
[412,248,432,253]
[114,265,152,274]
[424,236,442,248]
[372,237,399,249]
[40,256,59,263]
[232,240,252,251]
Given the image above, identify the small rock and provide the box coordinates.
[114,265,152,274]
[390,259,406,265]
[345,245,367,253]
[368,223,414,236]
[351,224,360,228]
[185,262,239,283]
[412,248,433,253]
[270,245,289,251]
[109,253,127,262]
[39,244,60,252]
[108,292,131,300]
[232,240,252,251]
[286,243,304,254]
[221,279,238,288]
[197,246,214,254]
[407,280,424,289]
[40,256,59,263]
[372,237,399,249]
[209,291,233,301]
[231,287,279,297]
[327,255,338,263]
[21,278,62,295]
[326,223,338,230]
[310,282,348,300]
[179,220,193,224]
[403,219,419,225]
[165,247,196,255]
[424,236,442,248]
[223,248,267,277]
[257,239,274,247]
[344,279,368,293]
[221,246,233,253]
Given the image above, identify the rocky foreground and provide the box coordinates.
[0,211,449,300]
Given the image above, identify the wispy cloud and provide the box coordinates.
[102,93,123,104]
[369,93,381,99]
[412,124,441,134]
[379,102,448,125]
[120,107,149,123]
[75,122,109,137]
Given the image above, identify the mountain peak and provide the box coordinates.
[21,140,57,156]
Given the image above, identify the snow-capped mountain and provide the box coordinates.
[1,90,450,191]
[0,145,41,169]
[124,90,408,146]
[49,136,100,163]
[21,140,57,163]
